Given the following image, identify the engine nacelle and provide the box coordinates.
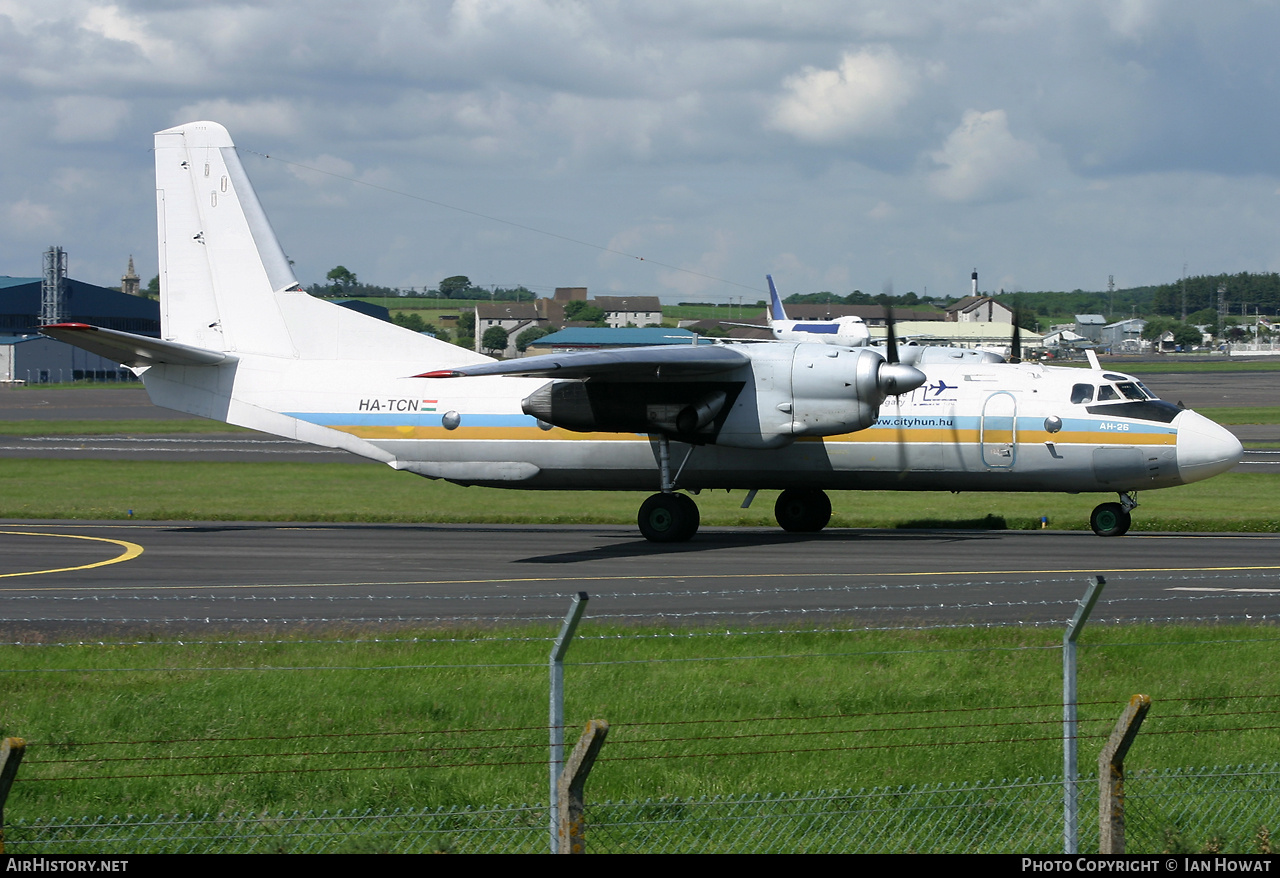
[517,343,925,450]
[786,346,883,436]
[717,343,925,448]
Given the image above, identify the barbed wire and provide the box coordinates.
[2,567,1278,609]
[24,695,1276,754]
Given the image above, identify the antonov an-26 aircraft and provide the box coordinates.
[43,121,1243,543]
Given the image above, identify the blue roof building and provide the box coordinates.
[526,327,698,352]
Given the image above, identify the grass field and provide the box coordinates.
[1112,358,1280,373]
[0,459,1272,531]
[0,419,251,436]
[3,624,1276,818]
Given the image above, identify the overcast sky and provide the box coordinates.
[3,1,1280,304]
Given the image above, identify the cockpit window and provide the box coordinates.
[1117,382,1147,401]
[1070,383,1094,404]
[1097,385,1119,402]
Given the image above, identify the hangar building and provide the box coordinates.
[0,274,160,384]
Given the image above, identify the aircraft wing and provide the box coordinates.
[40,323,234,367]
[418,343,750,380]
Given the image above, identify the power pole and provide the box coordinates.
[1181,263,1188,321]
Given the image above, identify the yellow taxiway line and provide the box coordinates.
[0,531,144,579]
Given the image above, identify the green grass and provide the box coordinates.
[1114,359,1280,374]
[2,624,1277,818]
[348,297,489,311]
[1195,406,1280,424]
[0,460,1272,531]
[0,419,252,436]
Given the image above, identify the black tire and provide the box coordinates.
[1090,502,1131,537]
[774,488,833,533]
[638,492,700,542]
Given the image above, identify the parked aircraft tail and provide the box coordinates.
[766,274,788,324]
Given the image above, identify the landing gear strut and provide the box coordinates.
[638,434,700,543]
[774,488,833,533]
[1090,492,1137,537]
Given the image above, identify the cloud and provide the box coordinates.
[928,109,1039,203]
[50,95,129,142]
[172,99,303,139]
[656,230,733,298]
[80,3,175,64]
[768,47,919,142]
[6,199,58,232]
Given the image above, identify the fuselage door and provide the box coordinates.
[981,391,1017,468]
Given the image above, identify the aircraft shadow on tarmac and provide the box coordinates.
[159,521,1004,565]
[515,528,1004,564]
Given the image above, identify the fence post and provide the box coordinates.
[557,720,609,854]
[1064,574,1106,854]
[1098,694,1151,854]
[549,592,589,854]
[0,737,26,854]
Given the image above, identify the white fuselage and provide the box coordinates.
[140,351,1240,496]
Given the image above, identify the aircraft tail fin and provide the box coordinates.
[152,121,487,366]
[766,275,788,324]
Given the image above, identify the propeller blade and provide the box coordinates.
[884,303,899,364]
[1009,309,1022,364]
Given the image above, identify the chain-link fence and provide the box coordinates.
[588,777,1080,853]
[6,803,548,855]
[8,765,1279,854]
[1127,764,1280,854]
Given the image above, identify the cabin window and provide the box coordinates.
[1097,385,1120,402]
[1070,383,1094,404]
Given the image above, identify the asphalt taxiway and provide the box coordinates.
[1,521,1277,636]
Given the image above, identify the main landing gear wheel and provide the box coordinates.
[774,488,833,533]
[1090,502,1131,537]
[638,492,700,543]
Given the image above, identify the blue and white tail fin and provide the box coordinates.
[766,275,788,325]
[153,120,486,367]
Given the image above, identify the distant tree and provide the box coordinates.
[493,285,536,302]
[482,326,509,355]
[145,275,160,298]
[515,326,551,352]
[326,265,357,296]
[439,275,473,298]
[456,311,476,336]
[392,312,426,332]
[1173,323,1204,348]
[564,301,606,324]
[1141,317,1177,341]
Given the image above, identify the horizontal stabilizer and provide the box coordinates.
[40,323,233,368]
[418,343,749,380]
